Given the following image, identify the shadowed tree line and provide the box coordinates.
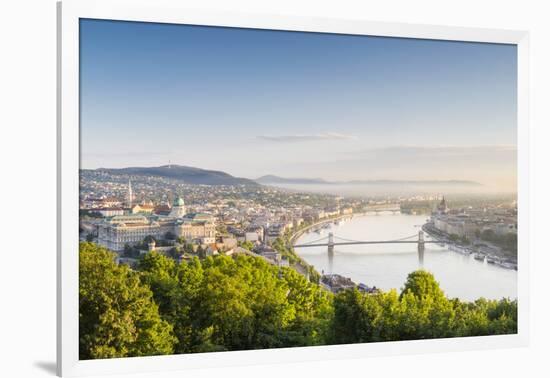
[79,242,517,359]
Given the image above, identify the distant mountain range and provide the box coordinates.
[255,175,330,185]
[95,165,258,186]
[87,166,482,188]
[255,175,482,187]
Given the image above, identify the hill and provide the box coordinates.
[96,165,258,186]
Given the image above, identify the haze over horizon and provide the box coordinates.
[80,19,517,192]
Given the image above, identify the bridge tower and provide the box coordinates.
[327,232,334,274]
[328,232,334,253]
[418,230,425,266]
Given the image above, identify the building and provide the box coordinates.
[93,207,124,217]
[97,215,170,251]
[321,274,356,293]
[169,196,186,218]
[435,196,449,215]
[130,203,155,214]
[433,215,478,239]
[175,213,216,244]
[341,207,354,215]
[154,203,172,216]
[97,194,216,251]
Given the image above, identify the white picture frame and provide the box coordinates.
[57,0,530,376]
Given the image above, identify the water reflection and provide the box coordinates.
[328,247,334,274]
[418,245,424,267]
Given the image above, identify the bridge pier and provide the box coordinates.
[328,232,334,274]
[418,231,425,266]
[328,232,334,254]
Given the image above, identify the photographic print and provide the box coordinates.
[78,19,518,360]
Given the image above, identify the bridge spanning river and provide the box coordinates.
[293,231,444,251]
[293,231,447,267]
[292,213,517,301]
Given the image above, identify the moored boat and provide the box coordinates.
[474,253,485,262]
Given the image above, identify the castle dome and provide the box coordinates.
[169,195,187,218]
[173,197,185,207]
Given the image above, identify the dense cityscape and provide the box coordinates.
[80,168,518,292]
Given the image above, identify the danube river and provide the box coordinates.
[295,213,517,301]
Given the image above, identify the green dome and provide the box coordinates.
[173,196,185,206]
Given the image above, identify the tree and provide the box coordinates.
[481,229,496,241]
[238,240,255,251]
[79,242,176,359]
[460,236,470,245]
[195,255,294,350]
[138,251,178,314]
[279,267,332,346]
[400,270,447,301]
[398,270,456,339]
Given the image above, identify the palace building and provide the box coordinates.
[97,195,216,252]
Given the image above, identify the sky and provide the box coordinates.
[80,19,517,191]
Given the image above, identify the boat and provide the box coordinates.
[499,261,517,270]
[449,245,470,255]
[474,253,485,262]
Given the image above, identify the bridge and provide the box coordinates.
[293,231,444,271]
[363,203,401,213]
[293,231,442,250]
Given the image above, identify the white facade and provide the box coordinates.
[97,215,168,251]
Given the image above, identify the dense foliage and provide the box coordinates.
[79,243,176,359]
[79,242,517,359]
[331,270,517,343]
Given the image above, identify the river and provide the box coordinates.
[294,213,517,301]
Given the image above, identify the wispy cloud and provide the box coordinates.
[361,145,516,157]
[257,132,357,143]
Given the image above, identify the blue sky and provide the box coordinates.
[80,19,517,190]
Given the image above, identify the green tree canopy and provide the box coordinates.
[79,242,176,359]
[80,243,517,358]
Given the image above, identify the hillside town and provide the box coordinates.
[80,171,363,274]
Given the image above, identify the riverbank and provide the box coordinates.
[422,222,517,271]
[288,213,365,246]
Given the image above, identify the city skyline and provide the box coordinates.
[80,19,517,191]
